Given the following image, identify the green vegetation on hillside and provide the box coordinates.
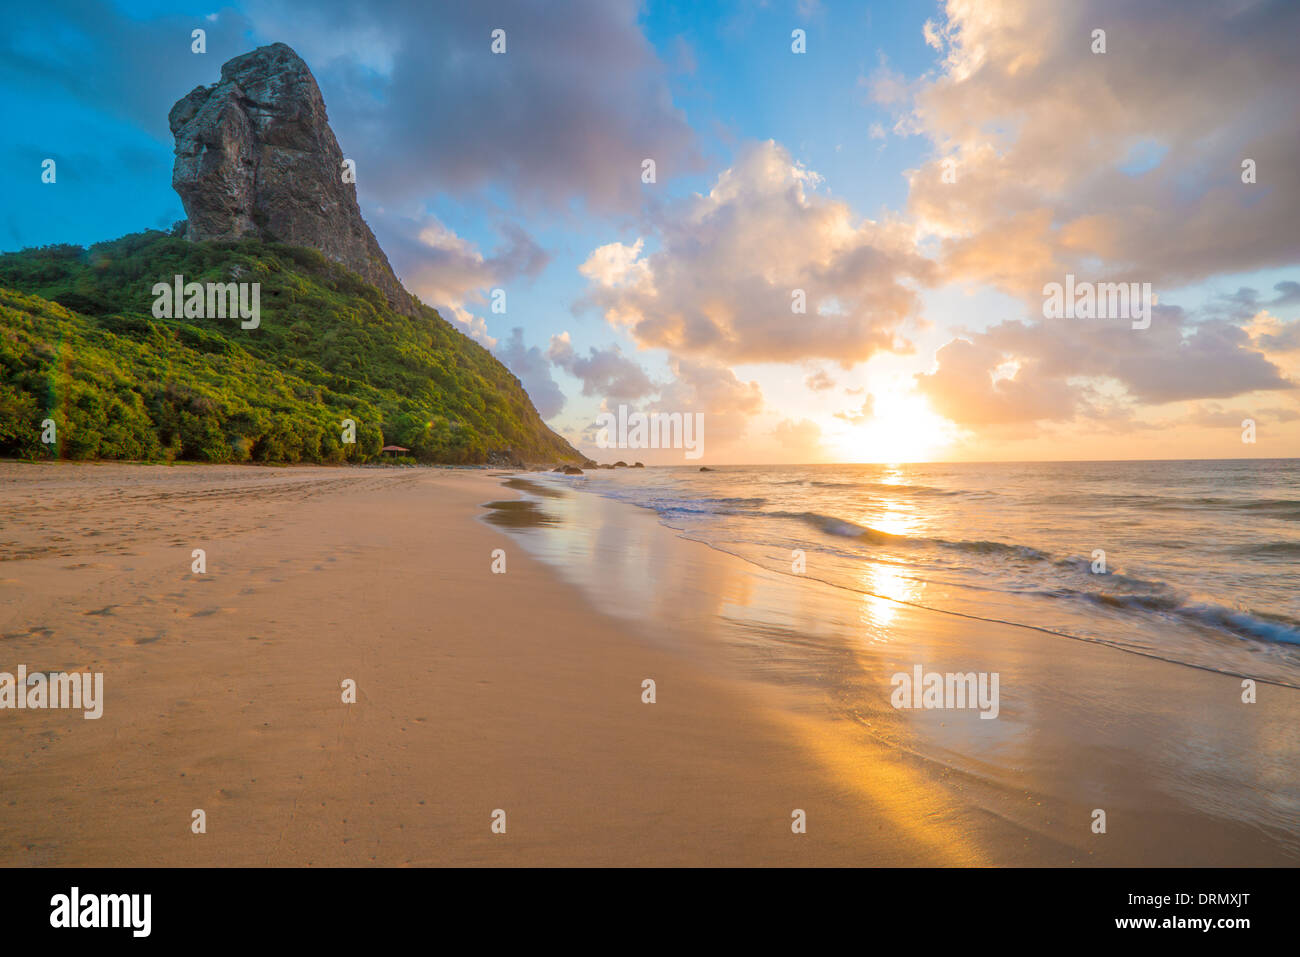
[0,229,579,464]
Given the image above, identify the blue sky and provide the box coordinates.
[2,2,930,246]
[3,0,1298,462]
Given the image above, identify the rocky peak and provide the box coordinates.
[169,42,415,315]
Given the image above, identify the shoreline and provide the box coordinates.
[504,473,1300,691]
[1,461,1296,865]
[474,470,1300,866]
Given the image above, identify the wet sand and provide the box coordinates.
[0,461,1295,865]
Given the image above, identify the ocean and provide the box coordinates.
[520,459,1300,688]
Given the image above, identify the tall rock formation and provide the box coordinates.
[169,42,416,315]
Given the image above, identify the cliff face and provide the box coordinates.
[169,42,416,316]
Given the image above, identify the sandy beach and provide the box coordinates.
[1,461,1296,866]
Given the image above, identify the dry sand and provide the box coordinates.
[0,461,1295,865]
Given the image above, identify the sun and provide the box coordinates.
[831,389,956,463]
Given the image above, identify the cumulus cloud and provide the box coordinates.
[916,304,1295,427]
[881,0,1300,433]
[578,140,936,364]
[916,336,1082,426]
[903,0,1300,295]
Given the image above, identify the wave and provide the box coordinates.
[1074,591,1300,646]
[1242,541,1300,557]
[706,508,1300,654]
[770,509,1300,644]
[546,468,1300,663]
[1180,497,1300,513]
[767,510,1050,559]
[767,510,904,543]
[1050,556,1176,591]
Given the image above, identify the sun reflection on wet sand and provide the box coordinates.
[858,563,924,636]
[483,473,1300,864]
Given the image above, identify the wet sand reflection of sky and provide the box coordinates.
[480,498,560,528]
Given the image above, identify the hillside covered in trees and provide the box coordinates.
[0,230,581,465]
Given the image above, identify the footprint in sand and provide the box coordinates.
[188,607,238,618]
[2,626,55,641]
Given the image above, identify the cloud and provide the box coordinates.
[1248,310,1300,354]
[916,304,1295,427]
[494,328,566,419]
[1108,316,1293,404]
[1185,405,1261,429]
[547,333,657,402]
[889,1,1300,433]
[402,218,542,288]
[916,336,1081,426]
[0,0,257,135]
[653,356,763,413]
[1205,282,1300,323]
[804,369,837,392]
[247,0,700,212]
[578,140,936,364]
[377,214,547,347]
[863,56,913,109]
[561,355,762,463]
[902,0,1300,295]
[651,357,764,452]
[834,396,875,424]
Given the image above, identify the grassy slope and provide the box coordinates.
[0,230,580,465]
